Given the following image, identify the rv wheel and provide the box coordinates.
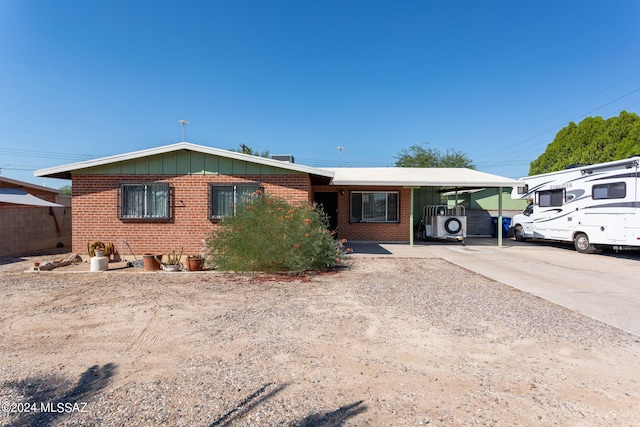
[573,233,600,254]
[513,225,527,242]
[444,217,462,234]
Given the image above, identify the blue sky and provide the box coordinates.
[1,0,640,188]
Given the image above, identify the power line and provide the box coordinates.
[478,70,640,161]
[0,148,96,162]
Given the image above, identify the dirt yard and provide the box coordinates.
[0,254,639,426]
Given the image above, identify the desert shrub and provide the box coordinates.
[206,194,345,272]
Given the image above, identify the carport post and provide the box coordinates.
[410,187,414,247]
[406,186,419,248]
[498,186,503,248]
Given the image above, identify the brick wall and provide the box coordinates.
[312,185,411,242]
[0,206,72,256]
[71,174,310,256]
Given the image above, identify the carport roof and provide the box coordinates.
[321,167,519,188]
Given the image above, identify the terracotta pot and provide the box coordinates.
[186,256,205,271]
[143,254,162,271]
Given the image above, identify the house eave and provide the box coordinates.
[34,142,335,180]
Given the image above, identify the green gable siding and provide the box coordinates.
[162,153,177,174]
[175,151,192,174]
[120,161,135,174]
[148,156,163,173]
[245,161,262,174]
[190,152,206,174]
[204,155,219,175]
[446,188,527,210]
[472,189,527,210]
[75,150,298,176]
[134,158,148,174]
[218,158,234,175]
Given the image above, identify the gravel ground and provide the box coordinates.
[0,254,639,426]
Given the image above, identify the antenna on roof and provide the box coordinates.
[178,120,189,141]
[337,146,344,167]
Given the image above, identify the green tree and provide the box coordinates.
[395,144,475,168]
[529,111,640,175]
[58,185,72,196]
[229,144,270,158]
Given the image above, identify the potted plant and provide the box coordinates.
[88,241,114,259]
[186,254,206,271]
[156,248,183,272]
[186,240,207,271]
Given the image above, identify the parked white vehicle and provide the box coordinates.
[510,156,640,253]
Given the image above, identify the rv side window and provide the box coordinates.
[537,189,564,207]
[592,182,626,199]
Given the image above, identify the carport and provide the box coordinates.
[323,167,520,247]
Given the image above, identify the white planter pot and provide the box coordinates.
[162,263,183,272]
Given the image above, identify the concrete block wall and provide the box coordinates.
[0,206,72,256]
[466,209,523,236]
[71,174,311,256]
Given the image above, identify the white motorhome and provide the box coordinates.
[510,156,640,253]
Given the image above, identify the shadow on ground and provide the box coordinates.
[208,382,367,427]
[1,363,116,427]
[347,243,392,255]
[210,382,288,427]
[293,400,367,426]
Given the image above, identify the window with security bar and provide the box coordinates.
[119,182,171,220]
[209,183,261,220]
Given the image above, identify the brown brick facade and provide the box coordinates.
[312,185,411,242]
[72,174,311,255]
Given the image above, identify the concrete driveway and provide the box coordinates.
[347,238,640,336]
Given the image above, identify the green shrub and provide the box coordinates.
[206,194,345,272]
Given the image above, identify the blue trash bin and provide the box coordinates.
[491,217,511,238]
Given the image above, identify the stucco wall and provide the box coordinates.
[71,174,311,256]
[0,206,72,256]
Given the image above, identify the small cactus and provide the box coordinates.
[156,247,183,265]
[87,241,114,258]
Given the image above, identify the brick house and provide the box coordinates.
[34,142,517,256]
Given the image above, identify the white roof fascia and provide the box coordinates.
[35,142,334,179]
[321,167,519,188]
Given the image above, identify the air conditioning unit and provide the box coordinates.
[270,155,295,163]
